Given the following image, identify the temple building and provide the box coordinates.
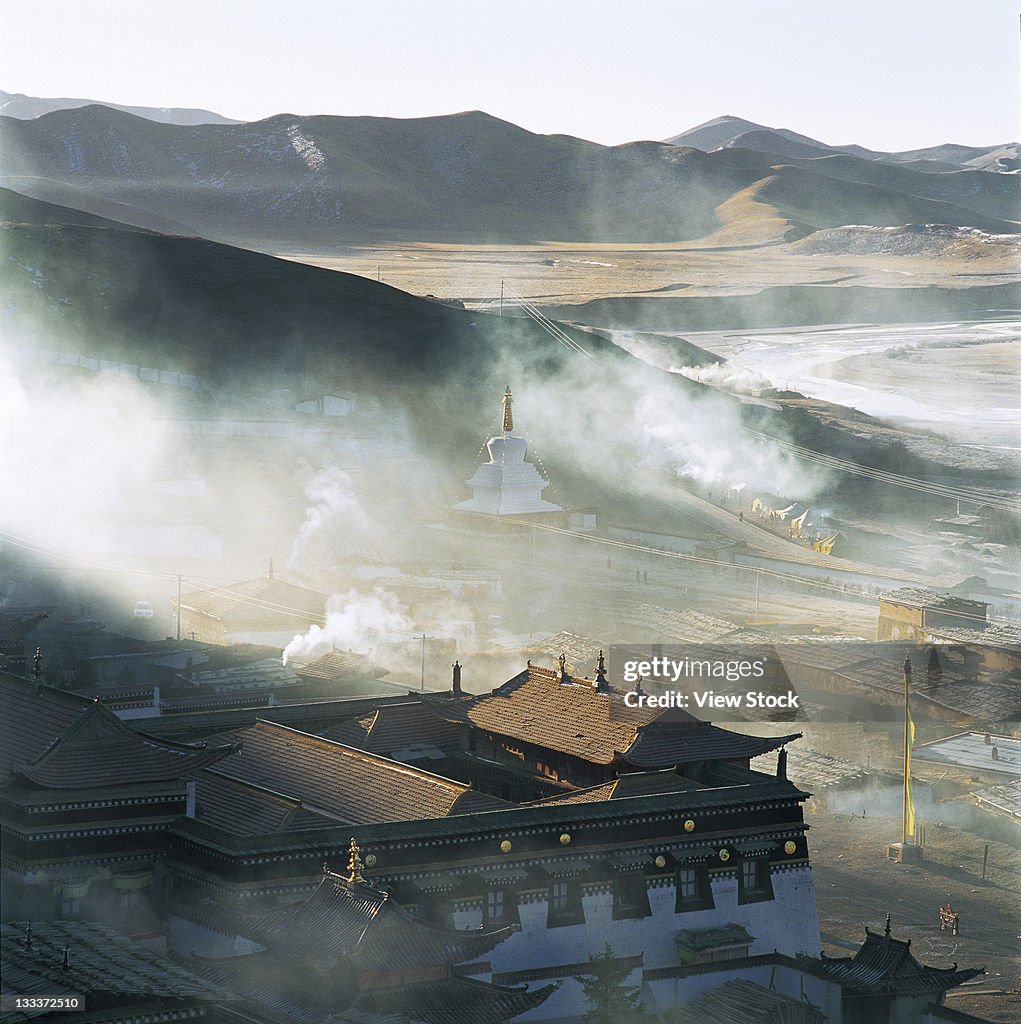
[0,658,985,1023]
[455,387,563,517]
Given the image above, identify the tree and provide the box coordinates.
[575,943,642,1022]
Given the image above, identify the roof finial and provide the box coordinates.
[347,836,365,883]
[558,652,570,684]
[594,651,610,693]
[884,913,891,936]
[501,386,513,434]
[62,945,70,972]
[33,646,43,685]
[267,557,275,580]
[24,923,32,949]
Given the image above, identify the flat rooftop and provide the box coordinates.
[913,731,1021,778]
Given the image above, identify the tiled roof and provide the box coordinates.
[206,721,510,824]
[425,666,798,767]
[353,976,558,1024]
[174,951,334,1024]
[798,928,983,996]
[296,650,389,681]
[880,587,986,612]
[0,671,234,788]
[0,671,92,781]
[192,770,335,837]
[246,869,515,971]
[673,978,827,1024]
[322,702,462,755]
[0,613,46,644]
[531,768,707,806]
[177,576,327,627]
[1,921,230,1017]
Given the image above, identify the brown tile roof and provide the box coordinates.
[296,650,389,682]
[322,702,462,755]
[0,671,234,788]
[426,666,798,767]
[177,576,327,627]
[207,721,509,825]
[674,978,827,1024]
[246,869,515,971]
[531,768,708,806]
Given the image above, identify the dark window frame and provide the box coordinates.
[737,857,775,905]
[547,879,584,928]
[612,873,652,920]
[674,864,715,913]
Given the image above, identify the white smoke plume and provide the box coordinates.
[282,587,412,665]
[288,466,370,569]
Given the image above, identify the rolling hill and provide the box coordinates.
[1,106,1016,251]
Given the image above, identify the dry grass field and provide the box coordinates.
[275,237,1021,307]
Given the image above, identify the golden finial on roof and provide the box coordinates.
[501,386,513,434]
[347,836,365,883]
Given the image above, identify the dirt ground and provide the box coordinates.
[273,240,1021,306]
[808,811,1021,1022]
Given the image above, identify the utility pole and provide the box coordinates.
[754,570,760,618]
[500,280,504,317]
[417,633,432,691]
[176,574,182,641]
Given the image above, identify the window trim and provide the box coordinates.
[737,857,775,905]
[674,864,715,913]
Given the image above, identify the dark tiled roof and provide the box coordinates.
[354,976,557,1024]
[426,666,797,767]
[0,613,46,644]
[322,702,463,755]
[207,721,510,824]
[672,978,827,1024]
[0,671,234,788]
[0,672,91,781]
[172,951,335,1024]
[1,921,230,1015]
[798,928,984,996]
[177,576,327,627]
[246,869,515,971]
[193,770,335,837]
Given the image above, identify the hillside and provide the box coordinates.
[1,106,1016,251]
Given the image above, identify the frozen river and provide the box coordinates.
[680,320,1021,451]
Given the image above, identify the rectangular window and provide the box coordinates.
[675,865,714,913]
[61,898,80,918]
[487,889,504,921]
[612,875,651,920]
[547,880,583,927]
[738,858,774,905]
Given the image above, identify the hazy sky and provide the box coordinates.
[3,0,1018,149]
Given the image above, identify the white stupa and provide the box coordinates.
[456,387,563,515]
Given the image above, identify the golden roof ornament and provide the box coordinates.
[347,836,365,883]
[501,386,514,434]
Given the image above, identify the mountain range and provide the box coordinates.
[1,103,1016,249]
[0,90,240,126]
[664,115,1020,174]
